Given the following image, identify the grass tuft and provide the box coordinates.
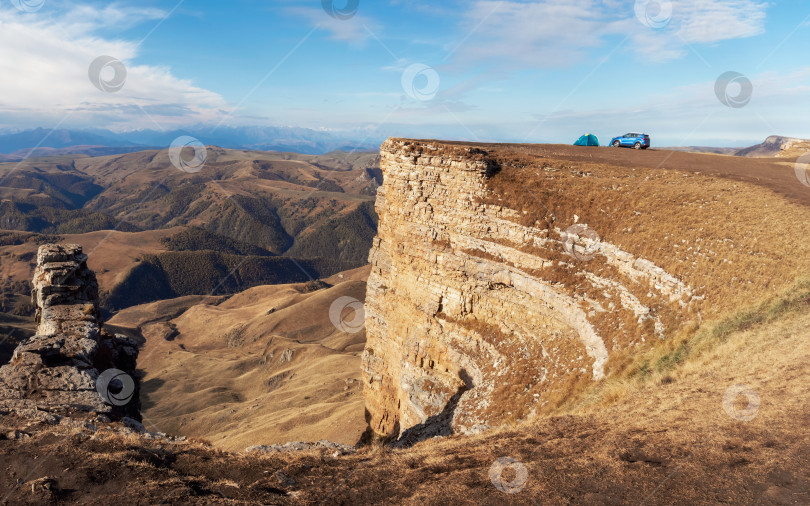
[567,278,810,411]
[639,278,810,379]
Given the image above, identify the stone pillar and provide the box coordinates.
[32,244,100,337]
[0,244,140,421]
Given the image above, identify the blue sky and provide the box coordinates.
[1,0,809,146]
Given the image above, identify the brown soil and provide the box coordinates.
[408,140,808,206]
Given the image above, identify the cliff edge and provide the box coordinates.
[362,138,810,443]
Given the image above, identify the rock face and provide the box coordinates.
[362,139,697,443]
[735,135,810,157]
[0,244,140,420]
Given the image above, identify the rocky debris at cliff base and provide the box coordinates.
[0,409,187,447]
[245,439,356,455]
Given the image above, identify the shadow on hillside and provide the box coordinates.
[0,323,33,366]
[138,376,166,411]
[393,369,473,449]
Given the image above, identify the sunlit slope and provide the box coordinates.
[110,266,371,450]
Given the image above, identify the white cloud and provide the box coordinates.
[286,6,380,45]
[453,0,622,69]
[449,0,768,68]
[630,0,768,62]
[674,0,767,44]
[58,4,168,34]
[518,67,810,145]
[0,5,228,131]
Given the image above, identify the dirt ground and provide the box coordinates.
[426,141,809,207]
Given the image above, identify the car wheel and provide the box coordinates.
[613,141,621,147]
[634,142,642,150]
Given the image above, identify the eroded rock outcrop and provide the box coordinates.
[0,244,140,420]
[362,139,699,443]
[736,135,810,157]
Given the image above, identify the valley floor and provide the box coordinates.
[1,290,808,504]
[109,267,371,451]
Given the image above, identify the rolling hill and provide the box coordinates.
[0,146,381,338]
[734,135,810,158]
[0,126,382,159]
[108,265,371,450]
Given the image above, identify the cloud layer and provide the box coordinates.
[452,0,768,68]
[0,5,227,131]
[0,0,788,145]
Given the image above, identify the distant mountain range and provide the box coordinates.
[0,126,384,160]
[2,128,808,163]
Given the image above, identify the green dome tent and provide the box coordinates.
[573,133,599,146]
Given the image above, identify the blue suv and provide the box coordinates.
[610,133,650,150]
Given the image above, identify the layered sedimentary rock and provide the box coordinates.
[362,139,699,442]
[0,244,140,420]
[736,135,810,157]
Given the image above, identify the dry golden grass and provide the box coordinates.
[114,267,372,451]
[0,228,178,292]
[482,149,810,321]
[463,146,810,392]
[437,311,590,423]
[565,277,810,415]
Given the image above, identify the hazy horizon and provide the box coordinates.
[1,1,809,147]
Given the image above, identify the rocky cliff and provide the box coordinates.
[0,244,140,420]
[362,139,704,443]
[735,135,810,157]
